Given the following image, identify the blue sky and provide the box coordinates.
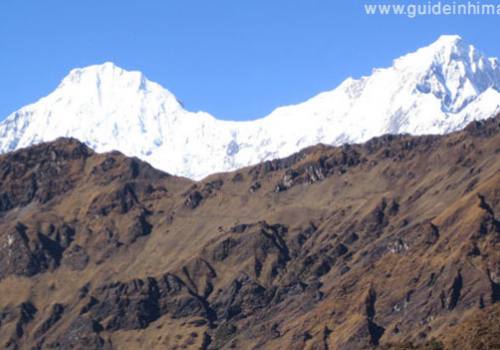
[1,0,499,121]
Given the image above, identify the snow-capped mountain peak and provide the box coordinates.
[57,62,181,108]
[396,35,470,67]
[393,35,500,114]
[1,36,499,180]
[0,61,197,162]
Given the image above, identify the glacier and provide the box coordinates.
[0,35,499,180]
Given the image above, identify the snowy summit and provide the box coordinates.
[0,35,499,179]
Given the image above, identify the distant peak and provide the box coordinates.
[433,34,463,45]
[57,62,156,95]
[100,61,120,68]
[427,34,470,54]
[61,62,131,83]
[425,33,467,50]
[50,62,183,113]
[86,61,127,75]
[394,35,477,69]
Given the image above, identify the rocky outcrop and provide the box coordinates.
[0,223,66,279]
[33,303,64,340]
[1,302,37,349]
[183,179,224,209]
[49,316,109,350]
[80,274,206,331]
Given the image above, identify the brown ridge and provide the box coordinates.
[0,115,499,349]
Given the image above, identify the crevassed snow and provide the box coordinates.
[0,35,499,180]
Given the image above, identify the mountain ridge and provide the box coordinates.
[1,35,499,180]
[0,114,498,349]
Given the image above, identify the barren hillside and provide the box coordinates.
[0,116,499,349]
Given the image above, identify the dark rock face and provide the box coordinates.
[62,244,89,270]
[15,302,37,338]
[0,223,64,278]
[34,303,64,339]
[80,274,206,331]
[0,302,37,349]
[488,269,500,304]
[184,180,224,209]
[212,277,275,323]
[212,238,240,261]
[365,288,385,346]
[0,139,92,212]
[294,223,317,247]
[88,183,139,216]
[447,271,463,310]
[425,223,440,245]
[125,211,153,243]
[86,278,162,331]
[185,190,203,209]
[271,147,362,192]
[49,316,109,350]
[210,322,238,349]
[0,220,79,279]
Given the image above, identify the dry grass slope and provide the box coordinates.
[0,115,498,349]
